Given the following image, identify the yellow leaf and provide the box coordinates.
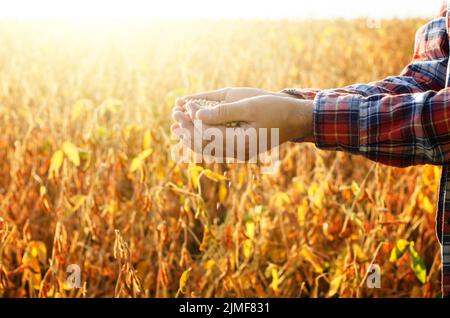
[49,150,64,179]
[130,158,141,173]
[32,241,47,263]
[351,181,360,196]
[218,182,228,204]
[271,268,279,292]
[23,241,47,290]
[352,244,368,263]
[327,274,343,298]
[308,182,324,209]
[297,199,308,226]
[62,141,80,167]
[300,247,323,274]
[22,256,42,290]
[69,195,87,213]
[22,252,38,270]
[199,226,210,252]
[143,130,152,150]
[39,185,47,197]
[204,260,215,271]
[130,149,153,173]
[389,239,410,262]
[138,148,153,161]
[409,243,427,284]
[203,169,228,182]
[178,268,191,294]
[293,178,305,193]
[273,192,290,209]
[194,198,206,219]
[418,193,434,214]
[243,239,252,259]
[245,219,255,240]
[107,200,119,215]
[243,219,255,259]
[28,241,47,263]
[188,164,203,190]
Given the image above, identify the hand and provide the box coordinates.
[171,94,314,161]
[196,95,313,143]
[173,87,290,112]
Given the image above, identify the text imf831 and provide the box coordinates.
[179,301,270,315]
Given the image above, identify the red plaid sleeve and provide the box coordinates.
[284,15,449,166]
[314,89,450,167]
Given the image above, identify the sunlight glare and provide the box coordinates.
[0,0,443,20]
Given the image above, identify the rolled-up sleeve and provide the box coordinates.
[313,89,450,167]
[313,92,360,154]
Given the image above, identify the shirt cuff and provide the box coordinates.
[313,91,361,154]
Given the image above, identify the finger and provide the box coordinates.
[170,123,180,133]
[185,101,202,121]
[171,123,186,138]
[193,123,227,159]
[172,110,190,123]
[173,114,196,147]
[172,117,192,138]
[171,106,187,120]
[172,105,185,113]
[178,120,202,153]
[172,127,184,140]
[198,123,258,162]
[175,98,188,107]
[179,115,194,129]
[196,100,251,125]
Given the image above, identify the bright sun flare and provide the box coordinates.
[0,0,443,20]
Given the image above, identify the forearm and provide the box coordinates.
[287,97,314,143]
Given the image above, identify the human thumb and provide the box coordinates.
[196,101,249,125]
[185,101,202,121]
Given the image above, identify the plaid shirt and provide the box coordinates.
[283,1,450,297]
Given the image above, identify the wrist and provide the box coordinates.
[288,99,314,142]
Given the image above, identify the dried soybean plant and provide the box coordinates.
[0,19,441,298]
[114,230,142,297]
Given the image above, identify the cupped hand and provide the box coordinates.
[171,94,314,161]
